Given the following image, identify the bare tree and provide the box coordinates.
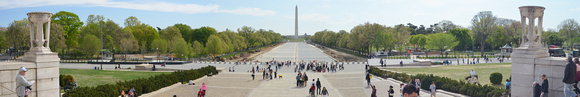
[471,11,497,56]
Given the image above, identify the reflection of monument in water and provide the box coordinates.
[0,12,60,97]
[511,6,565,97]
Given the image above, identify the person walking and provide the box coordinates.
[380,58,384,67]
[201,83,207,96]
[541,74,549,97]
[303,73,309,87]
[388,85,394,97]
[310,85,316,97]
[197,89,205,97]
[415,79,421,96]
[563,56,577,97]
[296,73,302,87]
[16,67,35,97]
[316,78,322,95]
[366,72,371,86]
[322,87,329,97]
[251,71,255,80]
[575,58,580,94]
[430,81,436,97]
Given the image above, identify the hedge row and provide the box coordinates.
[63,66,218,97]
[369,66,508,97]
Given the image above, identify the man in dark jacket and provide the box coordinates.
[316,78,321,95]
[534,81,541,97]
[563,56,577,97]
[541,74,549,97]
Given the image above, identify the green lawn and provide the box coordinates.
[60,69,171,87]
[382,63,511,86]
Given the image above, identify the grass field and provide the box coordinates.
[60,69,171,87]
[382,63,511,87]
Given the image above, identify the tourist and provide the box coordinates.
[274,71,277,79]
[415,79,421,96]
[430,81,436,97]
[303,73,309,87]
[322,87,329,97]
[575,58,580,94]
[534,81,541,97]
[201,83,207,96]
[380,58,384,67]
[296,73,302,87]
[316,78,322,95]
[470,70,476,77]
[130,87,136,97]
[269,69,273,80]
[311,79,316,87]
[16,67,34,97]
[506,79,510,90]
[197,89,205,97]
[366,72,371,86]
[251,72,255,80]
[563,56,577,97]
[402,85,418,97]
[400,61,403,67]
[371,85,377,97]
[388,85,394,97]
[541,74,549,97]
[400,84,405,97]
[121,90,126,97]
[263,69,266,80]
[310,84,316,97]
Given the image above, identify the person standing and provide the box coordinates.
[197,89,205,97]
[366,72,371,86]
[316,78,322,95]
[534,81,541,97]
[470,70,476,77]
[130,87,136,97]
[430,81,436,97]
[415,79,421,96]
[388,85,394,97]
[322,87,329,97]
[564,56,577,97]
[400,61,403,67]
[371,85,377,97]
[380,58,384,67]
[541,74,549,97]
[303,73,309,87]
[16,67,35,97]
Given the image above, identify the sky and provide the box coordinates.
[0,0,579,35]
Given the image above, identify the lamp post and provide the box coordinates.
[99,21,104,70]
[156,48,159,62]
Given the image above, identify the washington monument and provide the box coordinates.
[295,5,298,38]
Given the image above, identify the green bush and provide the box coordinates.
[489,72,503,84]
[368,66,508,97]
[62,75,75,87]
[63,66,218,97]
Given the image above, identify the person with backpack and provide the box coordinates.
[197,88,205,97]
[366,72,371,86]
[310,85,316,97]
[321,87,329,97]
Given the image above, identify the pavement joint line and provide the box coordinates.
[246,76,268,97]
[193,85,257,89]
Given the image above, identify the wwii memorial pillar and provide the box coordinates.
[511,6,565,97]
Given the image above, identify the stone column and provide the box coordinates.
[512,6,565,97]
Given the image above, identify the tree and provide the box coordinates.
[546,34,564,46]
[206,35,228,55]
[192,41,204,55]
[151,38,168,54]
[80,35,101,58]
[193,26,217,45]
[124,16,141,27]
[159,26,182,53]
[171,37,192,58]
[471,11,497,56]
[447,28,473,50]
[52,11,83,50]
[374,32,397,52]
[426,33,458,54]
[6,19,30,50]
[49,23,66,53]
[124,16,159,50]
[558,19,580,47]
[435,20,459,32]
[0,29,6,50]
[174,24,194,43]
[409,34,428,48]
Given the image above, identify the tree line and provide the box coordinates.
[309,11,580,56]
[0,11,283,59]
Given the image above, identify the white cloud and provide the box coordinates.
[300,13,330,22]
[0,0,275,16]
[217,8,276,16]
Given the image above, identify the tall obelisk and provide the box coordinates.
[295,5,298,38]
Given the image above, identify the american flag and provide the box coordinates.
[443,30,447,33]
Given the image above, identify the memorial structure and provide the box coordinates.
[0,12,60,97]
[511,6,566,97]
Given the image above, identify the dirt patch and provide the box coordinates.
[312,44,366,62]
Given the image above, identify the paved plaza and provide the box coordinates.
[60,42,463,97]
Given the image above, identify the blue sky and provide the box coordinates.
[0,0,579,35]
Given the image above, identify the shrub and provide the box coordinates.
[63,66,218,97]
[62,75,75,87]
[368,66,508,97]
[489,72,503,84]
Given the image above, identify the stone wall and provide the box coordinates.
[0,61,60,97]
[511,55,565,97]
